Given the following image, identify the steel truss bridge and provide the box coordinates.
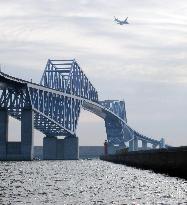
[0,59,166,160]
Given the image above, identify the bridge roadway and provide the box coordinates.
[0,59,166,160]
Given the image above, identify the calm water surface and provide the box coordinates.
[0,160,186,205]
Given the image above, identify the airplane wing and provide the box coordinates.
[124,17,128,21]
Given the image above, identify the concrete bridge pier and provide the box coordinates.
[0,108,34,161]
[21,109,34,160]
[43,136,57,160]
[134,137,138,151]
[43,135,79,160]
[129,137,138,151]
[129,140,134,151]
[63,136,79,160]
[152,144,157,149]
[0,108,8,160]
[159,138,165,148]
[142,140,147,150]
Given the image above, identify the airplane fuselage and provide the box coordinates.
[114,17,129,25]
[118,21,129,25]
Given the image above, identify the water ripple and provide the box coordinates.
[0,160,186,205]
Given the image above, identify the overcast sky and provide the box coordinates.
[0,0,187,146]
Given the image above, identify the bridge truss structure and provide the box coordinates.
[0,59,166,160]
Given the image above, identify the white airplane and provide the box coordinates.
[114,16,129,25]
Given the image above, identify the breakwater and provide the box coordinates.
[100,146,187,179]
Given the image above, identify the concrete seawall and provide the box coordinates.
[100,146,187,179]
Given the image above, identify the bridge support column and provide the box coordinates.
[0,109,8,160]
[43,136,79,160]
[142,140,147,150]
[43,136,57,160]
[64,136,79,160]
[129,140,134,151]
[152,144,157,149]
[159,138,165,148]
[134,137,138,151]
[21,109,34,160]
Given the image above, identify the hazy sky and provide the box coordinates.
[0,0,187,146]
